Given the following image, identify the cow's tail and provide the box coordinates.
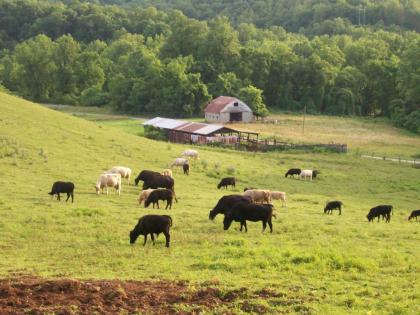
[172,185,178,203]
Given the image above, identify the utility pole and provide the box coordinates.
[363,7,366,25]
[302,105,306,135]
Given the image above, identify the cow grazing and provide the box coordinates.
[142,174,175,192]
[183,163,189,175]
[48,181,75,203]
[134,170,160,186]
[408,210,420,221]
[130,215,172,247]
[138,189,155,205]
[107,166,131,185]
[223,203,275,233]
[243,189,271,204]
[300,169,318,181]
[217,177,236,189]
[182,149,199,160]
[161,169,173,178]
[209,195,252,220]
[367,205,393,222]
[270,191,287,207]
[285,168,301,178]
[95,173,121,195]
[324,200,343,215]
[144,188,177,209]
[171,158,189,169]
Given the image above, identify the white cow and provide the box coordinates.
[138,189,155,205]
[182,149,199,160]
[107,166,132,185]
[300,169,318,181]
[95,173,121,195]
[270,191,287,207]
[171,158,189,169]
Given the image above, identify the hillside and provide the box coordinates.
[0,92,419,314]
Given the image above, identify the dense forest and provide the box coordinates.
[0,0,419,132]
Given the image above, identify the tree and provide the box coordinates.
[238,85,269,118]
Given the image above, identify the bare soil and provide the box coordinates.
[0,276,287,314]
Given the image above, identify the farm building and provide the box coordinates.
[204,96,254,123]
[143,117,259,145]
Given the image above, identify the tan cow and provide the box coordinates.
[107,166,132,185]
[95,173,121,195]
[138,189,155,205]
[161,169,173,178]
[243,189,271,204]
[270,191,287,207]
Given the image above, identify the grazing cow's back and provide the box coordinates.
[138,189,155,205]
[95,173,121,195]
[182,149,199,160]
[324,200,343,215]
[108,166,131,184]
[224,203,274,232]
[49,181,75,202]
[209,194,252,220]
[142,174,175,191]
[134,170,160,186]
[367,205,393,222]
[243,189,271,204]
[144,189,176,209]
[285,168,301,178]
[171,158,189,168]
[130,215,172,247]
[408,210,420,221]
[270,191,286,207]
[217,177,236,189]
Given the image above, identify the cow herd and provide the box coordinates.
[48,150,419,247]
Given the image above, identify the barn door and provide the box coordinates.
[229,112,242,122]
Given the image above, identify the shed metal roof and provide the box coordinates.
[143,117,258,136]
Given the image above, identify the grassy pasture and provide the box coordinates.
[1,92,419,314]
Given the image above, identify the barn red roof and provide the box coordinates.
[204,96,238,114]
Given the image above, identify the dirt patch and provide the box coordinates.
[0,276,286,314]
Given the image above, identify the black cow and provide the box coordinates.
[324,200,343,215]
[285,168,301,178]
[48,181,75,202]
[130,215,172,247]
[209,195,252,220]
[367,205,393,222]
[217,177,236,190]
[145,189,177,209]
[134,170,160,186]
[408,210,420,221]
[143,174,175,192]
[183,163,189,175]
[223,203,275,232]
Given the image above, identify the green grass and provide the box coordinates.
[1,92,420,314]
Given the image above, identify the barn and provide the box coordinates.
[204,96,254,123]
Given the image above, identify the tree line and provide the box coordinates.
[0,1,419,132]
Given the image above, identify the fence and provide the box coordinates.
[361,154,420,167]
[238,138,347,153]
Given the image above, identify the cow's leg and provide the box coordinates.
[240,222,244,231]
[377,216,380,222]
[57,193,61,201]
[157,201,160,209]
[71,193,74,203]
[143,234,147,246]
[151,233,155,245]
[66,193,70,202]
[164,231,170,247]
[339,207,341,215]
[262,220,267,232]
[268,220,273,233]
[242,221,247,232]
